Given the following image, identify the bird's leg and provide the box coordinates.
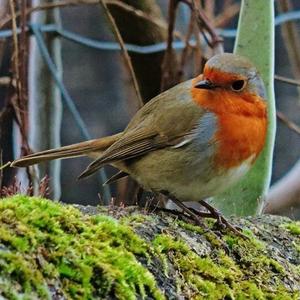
[198,200,247,238]
[198,200,224,226]
[167,196,232,252]
[162,191,247,238]
[169,196,204,226]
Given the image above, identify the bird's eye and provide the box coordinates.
[231,80,246,91]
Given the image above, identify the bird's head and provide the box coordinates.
[191,53,268,169]
[192,53,267,116]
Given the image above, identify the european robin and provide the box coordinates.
[11,53,267,232]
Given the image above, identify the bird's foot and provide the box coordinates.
[168,196,247,239]
[198,200,248,239]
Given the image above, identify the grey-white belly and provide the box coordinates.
[125,145,254,202]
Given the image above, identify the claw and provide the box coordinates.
[168,196,248,239]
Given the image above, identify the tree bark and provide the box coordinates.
[0,0,14,188]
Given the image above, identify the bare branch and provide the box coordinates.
[107,1,183,41]
[214,3,240,27]
[1,0,184,40]
[0,0,98,29]
[275,74,300,86]
[179,10,195,79]
[99,0,143,107]
[160,0,180,91]
[189,0,224,54]
[9,0,21,93]
[0,76,13,86]
[277,110,300,135]
[264,160,300,214]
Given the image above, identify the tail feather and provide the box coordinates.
[11,133,122,168]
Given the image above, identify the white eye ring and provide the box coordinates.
[231,80,246,91]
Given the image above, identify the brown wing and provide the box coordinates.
[79,80,205,179]
[104,171,129,185]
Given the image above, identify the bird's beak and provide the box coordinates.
[194,80,215,90]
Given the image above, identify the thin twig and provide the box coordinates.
[0,161,12,171]
[20,0,28,108]
[179,10,195,80]
[0,0,183,40]
[9,0,26,138]
[99,0,144,107]
[9,0,21,95]
[214,2,240,27]
[275,74,300,86]
[9,0,31,160]
[106,0,178,38]
[277,0,300,102]
[0,0,98,28]
[188,0,223,53]
[0,76,13,86]
[277,110,300,135]
[193,19,203,76]
[166,0,177,63]
[160,0,180,91]
[8,0,34,188]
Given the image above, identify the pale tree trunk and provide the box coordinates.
[28,1,62,199]
[264,159,300,215]
[107,0,168,103]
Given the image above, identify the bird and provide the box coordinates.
[11,53,267,233]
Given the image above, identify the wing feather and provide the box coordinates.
[78,79,213,179]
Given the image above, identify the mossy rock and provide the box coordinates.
[0,195,299,299]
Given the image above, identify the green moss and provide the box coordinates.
[176,220,205,235]
[176,219,223,248]
[203,218,217,229]
[204,232,224,248]
[0,195,164,300]
[293,242,300,253]
[0,196,298,299]
[281,222,300,235]
[120,214,154,227]
[152,233,298,299]
[224,232,288,279]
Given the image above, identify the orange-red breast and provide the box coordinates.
[11,53,267,205]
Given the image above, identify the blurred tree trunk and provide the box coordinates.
[0,0,14,188]
[107,0,168,103]
[28,1,62,199]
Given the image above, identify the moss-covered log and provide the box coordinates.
[0,195,299,299]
